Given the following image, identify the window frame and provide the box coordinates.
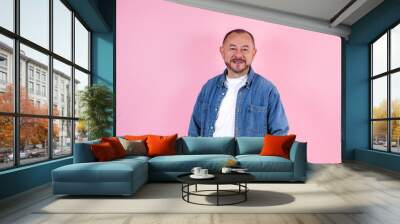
[370,20,400,154]
[0,0,92,171]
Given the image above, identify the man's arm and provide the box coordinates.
[267,87,289,135]
[188,86,205,136]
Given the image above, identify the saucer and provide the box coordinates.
[190,174,215,179]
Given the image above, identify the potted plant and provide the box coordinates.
[79,84,113,140]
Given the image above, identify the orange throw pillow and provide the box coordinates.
[91,142,117,161]
[124,135,148,141]
[260,134,296,159]
[146,134,178,157]
[101,137,127,158]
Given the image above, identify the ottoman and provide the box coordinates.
[52,158,148,196]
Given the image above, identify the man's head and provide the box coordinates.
[220,29,257,77]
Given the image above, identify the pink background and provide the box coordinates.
[116,0,341,163]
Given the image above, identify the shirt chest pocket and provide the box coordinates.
[246,104,268,134]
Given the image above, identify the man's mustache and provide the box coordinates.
[231,58,246,63]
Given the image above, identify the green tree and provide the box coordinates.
[79,84,113,140]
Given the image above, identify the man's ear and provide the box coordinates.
[219,46,224,57]
[253,48,257,57]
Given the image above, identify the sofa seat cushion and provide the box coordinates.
[116,155,150,162]
[53,159,147,183]
[149,154,235,172]
[236,155,293,172]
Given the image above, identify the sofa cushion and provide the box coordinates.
[53,159,147,183]
[101,137,127,158]
[91,142,118,161]
[236,155,293,172]
[178,137,235,155]
[118,138,147,156]
[260,134,296,159]
[147,134,178,157]
[235,137,264,155]
[148,154,235,172]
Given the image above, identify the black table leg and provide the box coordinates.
[245,183,247,201]
[217,184,219,206]
[187,184,190,202]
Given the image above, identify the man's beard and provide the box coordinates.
[225,60,250,74]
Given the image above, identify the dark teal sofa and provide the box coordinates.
[52,137,307,196]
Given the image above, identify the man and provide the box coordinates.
[188,29,289,137]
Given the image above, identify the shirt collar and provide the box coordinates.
[218,66,255,88]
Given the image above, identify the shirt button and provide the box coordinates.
[222,92,225,95]
[215,107,218,111]
[211,126,214,130]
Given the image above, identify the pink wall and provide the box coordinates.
[116,0,341,163]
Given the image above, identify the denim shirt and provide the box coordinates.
[188,67,289,137]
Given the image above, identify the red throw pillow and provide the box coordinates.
[101,137,127,158]
[146,134,178,157]
[124,135,148,141]
[91,142,117,161]
[260,134,296,159]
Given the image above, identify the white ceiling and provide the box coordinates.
[167,0,384,38]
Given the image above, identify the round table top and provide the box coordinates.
[177,172,255,185]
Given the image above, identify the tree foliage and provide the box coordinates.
[0,85,59,150]
[79,84,113,140]
[372,99,400,141]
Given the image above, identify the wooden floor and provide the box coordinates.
[1,162,400,224]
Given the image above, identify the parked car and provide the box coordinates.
[8,150,32,160]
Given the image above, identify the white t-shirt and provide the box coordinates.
[213,75,248,137]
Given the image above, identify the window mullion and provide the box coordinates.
[48,0,53,160]
[388,30,391,152]
[71,10,76,155]
[13,0,20,167]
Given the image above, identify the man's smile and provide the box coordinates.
[232,59,245,64]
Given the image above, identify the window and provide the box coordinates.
[53,0,72,60]
[0,54,7,88]
[371,23,400,154]
[0,0,14,32]
[0,35,13,110]
[28,67,34,80]
[0,71,6,85]
[53,59,71,117]
[74,69,89,119]
[28,81,34,94]
[0,55,7,67]
[35,83,40,95]
[0,0,91,170]
[35,70,40,81]
[75,18,89,70]
[42,85,46,97]
[20,0,49,49]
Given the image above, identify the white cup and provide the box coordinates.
[221,167,232,174]
[200,169,208,176]
[191,167,202,176]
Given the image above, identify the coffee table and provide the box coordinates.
[177,172,255,206]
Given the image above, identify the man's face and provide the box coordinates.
[220,32,257,75]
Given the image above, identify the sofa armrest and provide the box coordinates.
[73,140,100,163]
[289,141,307,181]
